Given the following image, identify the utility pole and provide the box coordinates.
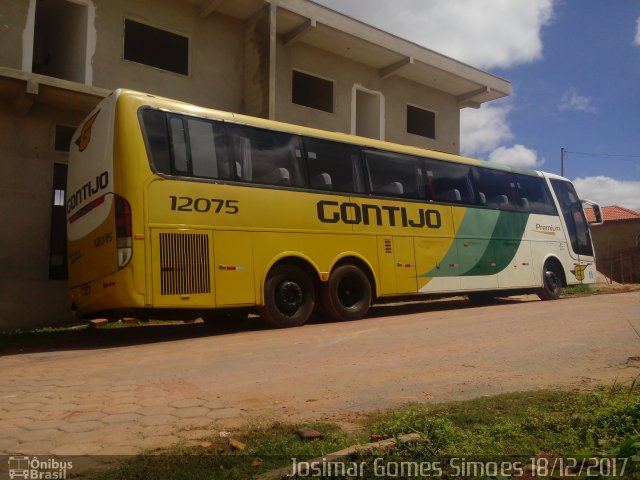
[560,147,565,177]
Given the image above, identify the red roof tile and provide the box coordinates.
[585,205,640,223]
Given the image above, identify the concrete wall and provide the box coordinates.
[242,7,271,118]
[0,0,31,69]
[2,0,245,112]
[91,0,245,112]
[592,221,640,256]
[383,75,460,154]
[591,221,640,283]
[0,100,85,330]
[275,42,460,154]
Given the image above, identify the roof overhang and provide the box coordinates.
[0,67,108,115]
[190,0,511,108]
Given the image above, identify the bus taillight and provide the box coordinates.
[115,195,132,268]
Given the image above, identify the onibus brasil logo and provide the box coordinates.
[7,456,72,479]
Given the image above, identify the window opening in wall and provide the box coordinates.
[32,0,88,83]
[354,88,383,140]
[49,163,68,280]
[124,19,189,75]
[55,125,76,152]
[292,70,333,113]
[407,104,436,139]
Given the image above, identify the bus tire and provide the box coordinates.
[467,292,495,305]
[322,264,372,321]
[259,264,315,328]
[202,310,250,330]
[537,261,563,301]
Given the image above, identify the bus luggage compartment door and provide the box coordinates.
[213,231,255,306]
[393,236,418,294]
[151,229,215,307]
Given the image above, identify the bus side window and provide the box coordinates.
[168,116,189,175]
[472,167,516,210]
[230,125,305,187]
[514,174,557,215]
[365,151,424,200]
[303,137,364,193]
[185,118,230,179]
[422,158,473,205]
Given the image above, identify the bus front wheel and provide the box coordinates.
[260,264,315,328]
[537,261,563,300]
[322,264,372,321]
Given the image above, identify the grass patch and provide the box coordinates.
[88,387,640,479]
[562,284,593,296]
[87,421,358,479]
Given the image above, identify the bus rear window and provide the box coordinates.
[140,109,171,174]
[140,109,231,180]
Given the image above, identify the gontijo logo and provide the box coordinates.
[571,264,591,281]
[75,110,100,152]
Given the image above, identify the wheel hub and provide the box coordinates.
[275,281,303,315]
[545,271,560,291]
[338,276,362,308]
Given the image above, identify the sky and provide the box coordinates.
[314,0,640,210]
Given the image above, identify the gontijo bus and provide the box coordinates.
[67,89,603,328]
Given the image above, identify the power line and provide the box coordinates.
[564,150,640,162]
[560,148,640,177]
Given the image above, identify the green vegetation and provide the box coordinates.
[562,284,593,296]
[88,386,640,479]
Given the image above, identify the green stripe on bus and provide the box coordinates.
[420,209,529,278]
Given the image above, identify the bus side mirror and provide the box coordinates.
[582,199,603,226]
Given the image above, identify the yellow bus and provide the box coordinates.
[67,89,603,327]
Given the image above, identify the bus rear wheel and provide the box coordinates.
[259,264,315,328]
[537,261,563,300]
[321,264,372,321]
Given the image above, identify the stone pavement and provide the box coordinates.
[1,350,246,456]
[3,292,640,457]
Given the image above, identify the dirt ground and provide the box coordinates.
[1,290,639,456]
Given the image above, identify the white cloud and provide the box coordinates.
[460,102,513,156]
[559,88,598,113]
[315,0,555,69]
[572,176,640,211]
[315,0,550,169]
[460,103,543,168]
[634,17,640,46]
[488,144,544,169]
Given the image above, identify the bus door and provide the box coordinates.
[549,180,597,282]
